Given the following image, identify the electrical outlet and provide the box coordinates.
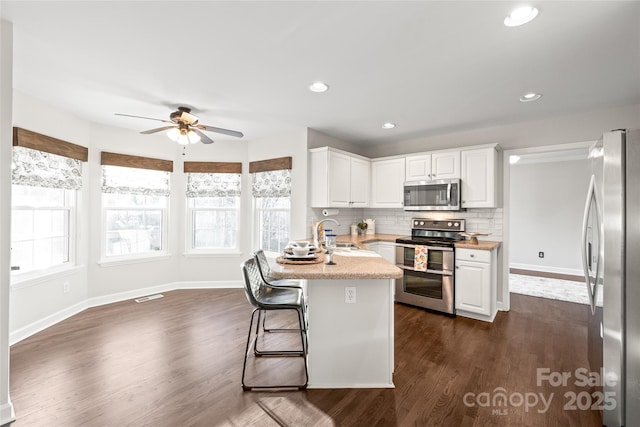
[345,287,356,304]
[63,282,70,293]
[538,252,544,258]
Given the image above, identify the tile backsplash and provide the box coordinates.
[308,207,503,241]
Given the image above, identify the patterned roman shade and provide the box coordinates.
[12,146,83,190]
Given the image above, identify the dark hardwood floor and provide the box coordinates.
[8,290,602,426]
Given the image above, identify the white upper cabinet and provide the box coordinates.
[405,154,431,181]
[370,157,405,208]
[309,147,370,208]
[460,146,498,208]
[348,156,371,207]
[431,151,460,180]
[405,150,460,181]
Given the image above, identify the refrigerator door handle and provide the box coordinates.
[581,174,601,314]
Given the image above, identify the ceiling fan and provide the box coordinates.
[115,106,244,145]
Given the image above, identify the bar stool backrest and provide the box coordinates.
[253,249,273,282]
[241,258,267,308]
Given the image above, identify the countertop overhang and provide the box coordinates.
[269,233,501,281]
[270,234,402,280]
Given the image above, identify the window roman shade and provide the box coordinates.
[101,152,172,197]
[184,161,242,197]
[12,127,88,190]
[249,157,292,198]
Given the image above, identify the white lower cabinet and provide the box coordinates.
[455,247,497,321]
[369,242,396,264]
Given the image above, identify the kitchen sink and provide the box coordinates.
[334,243,360,250]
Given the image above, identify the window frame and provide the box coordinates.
[185,195,241,255]
[10,186,78,284]
[253,195,291,257]
[100,191,170,264]
[99,156,173,265]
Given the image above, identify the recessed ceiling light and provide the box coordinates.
[504,6,539,27]
[381,122,396,129]
[309,81,329,93]
[520,92,542,102]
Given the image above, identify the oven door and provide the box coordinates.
[395,269,454,314]
[396,244,454,273]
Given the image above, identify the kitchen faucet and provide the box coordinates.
[314,218,340,248]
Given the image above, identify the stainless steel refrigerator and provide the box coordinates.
[582,129,640,426]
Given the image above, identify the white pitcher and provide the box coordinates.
[365,218,375,235]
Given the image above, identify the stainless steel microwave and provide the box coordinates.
[403,178,461,211]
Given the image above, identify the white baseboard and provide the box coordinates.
[0,400,15,426]
[179,280,243,289]
[9,300,88,346]
[509,263,582,277]
[10,280,243,346]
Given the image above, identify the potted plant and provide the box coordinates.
[357,221,368,236]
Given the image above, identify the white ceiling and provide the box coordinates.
[2,1,639,147]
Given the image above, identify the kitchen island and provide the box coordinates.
[270,247,402,389]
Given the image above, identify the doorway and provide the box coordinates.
[503,142,592,306]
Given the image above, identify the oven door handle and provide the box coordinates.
[395,243,417,249]
[395,264,453,276]
[395,243,454,252]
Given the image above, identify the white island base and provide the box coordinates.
[303,278,395,389]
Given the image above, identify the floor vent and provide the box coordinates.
[134,294,164,303]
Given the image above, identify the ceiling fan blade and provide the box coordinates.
[140,125,177,134]
[193,128,214,144]
[197,124,244,138]
[115,113,173,124]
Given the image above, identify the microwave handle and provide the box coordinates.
[446,182,451,204]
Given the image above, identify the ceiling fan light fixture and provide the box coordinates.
[174,129,201,145]
[166,128,181,141]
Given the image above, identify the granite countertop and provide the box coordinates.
[341,233,502,251]
[269,233,500,280]
[454,240,502,250]
[270,234,403,280]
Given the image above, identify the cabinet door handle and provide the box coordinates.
[456,266,459,269]
[470,254,475,258]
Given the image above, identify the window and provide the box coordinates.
[251,158,292,255]
[10,142,84,276]
[255,195,291,254]
[101,153,172,260]
[186,171,241,252]
[11,185,75,274]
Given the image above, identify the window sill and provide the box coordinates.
[183,251,243,258]
[98,254,172,268]
[11,264,85,290]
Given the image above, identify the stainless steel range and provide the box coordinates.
[395,219,465,315]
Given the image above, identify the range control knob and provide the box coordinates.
[447,222,452,227]
[454,222,459,227]
[419,221,425,226]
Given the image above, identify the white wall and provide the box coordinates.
[365,103,640,158]
[510,158,589,275]
[248,129,309,241]
[9,92,311,343]
[86,123,182,298]
[175,141,249,284]
[10,91,91,335]
[307,128,368,157]
[0,17,16,426]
